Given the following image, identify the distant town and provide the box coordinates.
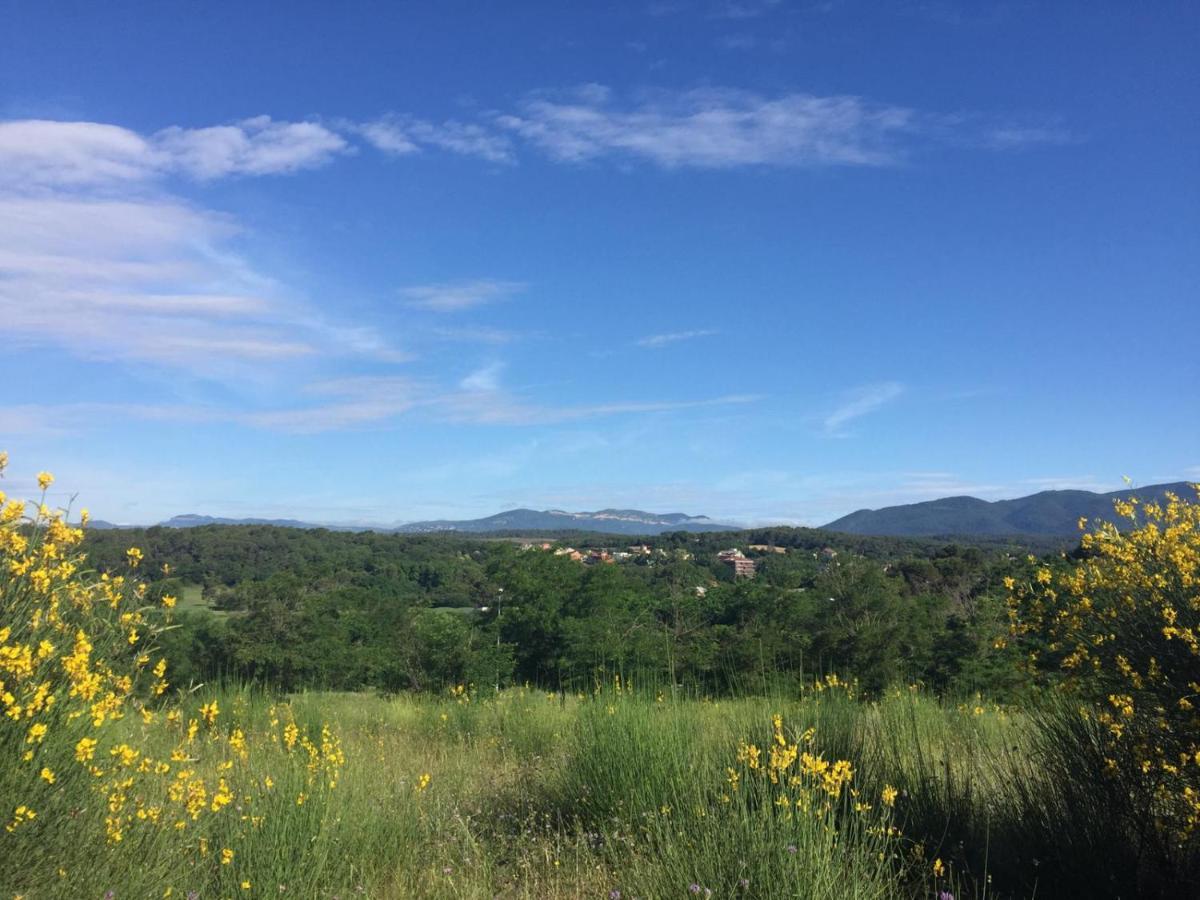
[520,540,842,581]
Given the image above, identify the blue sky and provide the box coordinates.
[1,1,1197,525]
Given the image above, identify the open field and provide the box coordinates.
[0,682,1156,898]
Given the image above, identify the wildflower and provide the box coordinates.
[36,471,53,490]
[881,784,898,807]
[39,767,55,784]
[786,845,797,854]
[241,882,251,891]
[221,848,234,865]
[609,892,621,899]
[689,885,702,895]
[161,594,177,609]
[199,700,219,726]
[125,547,143,567]
[932,858,946,877]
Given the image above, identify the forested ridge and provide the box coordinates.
[82,523,1057,697]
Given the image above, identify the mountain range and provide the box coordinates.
[822,481,1195,537]
[85,482,1197,538]
[107,508,740,536]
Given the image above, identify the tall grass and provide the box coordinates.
[8,677,1200,897]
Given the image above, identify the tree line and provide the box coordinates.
[81,524,1048,697]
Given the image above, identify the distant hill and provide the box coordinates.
[81,519,125,530]
[160,514,326,530]
[394,508,739,535]
[151,508,738,536]
[823,482,1197,537]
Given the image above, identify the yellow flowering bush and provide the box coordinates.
[0,459,344,894]
[1006,488,1200,844]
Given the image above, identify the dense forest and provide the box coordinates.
[81,524,1062,698]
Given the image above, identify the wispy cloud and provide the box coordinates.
[822,381,904,436]
[459,362,506,393]
[439,391,761,426]
[240,376,420,433]
[495,86,917,168]
[0,116,407,377]
[636,328,718,348]
[0,116,348,187]
[355,115,514,163]
[399,279,526,312]
[983,123,1075,150]
[711,0,783,19]
[426,324,524,345]
[0,193,406,373]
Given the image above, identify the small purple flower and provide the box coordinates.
[738,879,750,889]
[787,844,797,854]
[442,866,454,875]
[104,893,116,900]
[609,892,621,900]
[689,884,701,895]
[938,893,955,900]
[187,893,199,900]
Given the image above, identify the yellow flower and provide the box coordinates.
[39,767,55,784]
[126,547,144,568]
[933,858,946,877]
[36,471,53,490]
[221,848,234,865]
[199,700,219,726]
[241,881,251,891]
[75,737,98,762]
[161,594,177,609]
[881,785,898,807]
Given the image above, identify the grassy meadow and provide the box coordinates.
[0,680,1152,898]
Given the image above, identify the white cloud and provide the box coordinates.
[0,120,155,186]
[459,362,505,393]
[0,116,348,188]
[439,391,760,426]
[495,87,917,168]
[399,279,525,312]
[356,115,514,163]
[636,328,718,348]
[712,0,782,20]
[983,123,1074,150]
[154,115,349,179]
[822,381,904,436]
[240,376,419,433]
[427,324,523,344]
[0,193,405,372]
